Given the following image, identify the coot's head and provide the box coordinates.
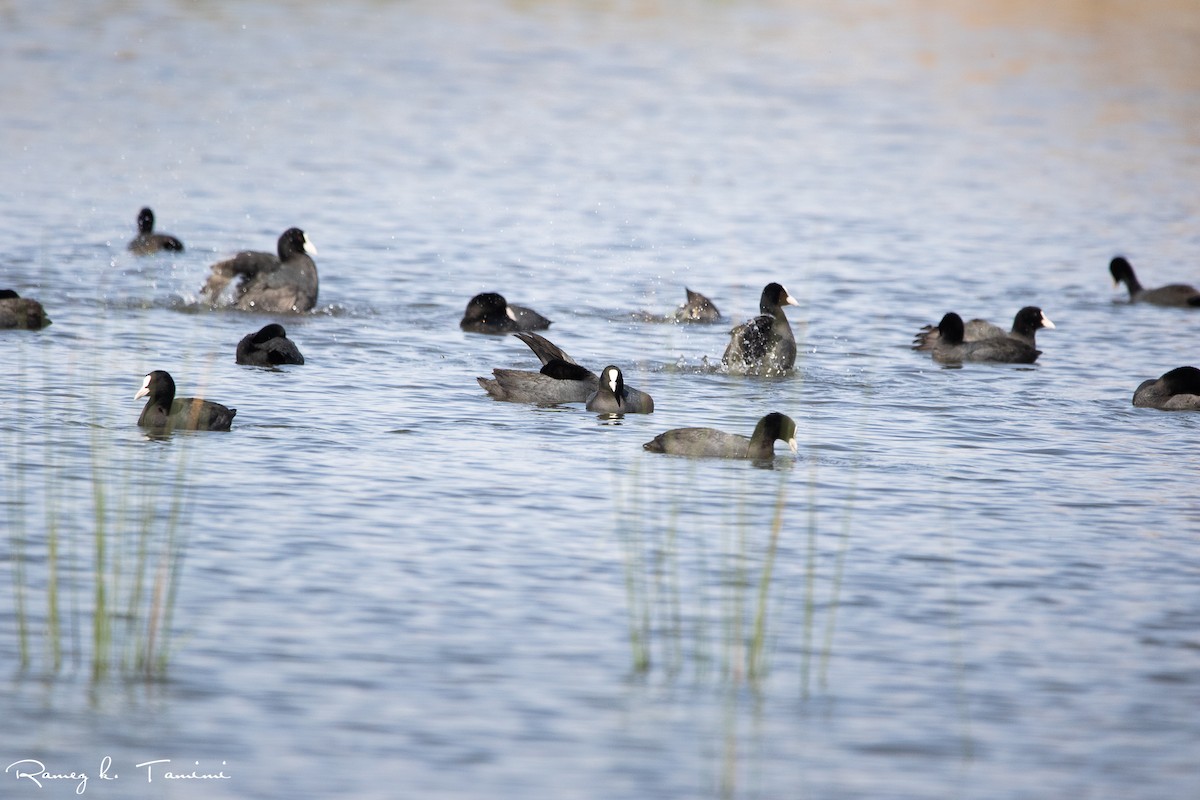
[600,365,624,397]
[936,312,965,345]
[760,282,799,313]
[462,293,514,325]
[1012,306,1055,336]
[1109,256,1135,286]
[278,228,317,260]
[134,370,176,403]
[756,411,798,455]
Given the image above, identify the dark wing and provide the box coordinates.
[202,250,280,302]
[730,315,773,362]
[262,337,305,365]
[540,359,593,381]
[513,332,578,367]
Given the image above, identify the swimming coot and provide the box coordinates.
[235,324,305,367]
[643,412,797,459]
[135,370,236,431]
[634,287,722,324]
[721,283,800,375]
[478,332,653,410]
[202,228,318,313]
[460,292,551,333]
[1132,366,1200,410]
[0,289,51,329]
[1109,256,1200,307]
[127,207,184,255]
[586,366,655,414]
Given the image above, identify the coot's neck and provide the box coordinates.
[747,420,776,459]
[1121,271,1144,294]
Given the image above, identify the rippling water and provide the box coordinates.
[3,1,1200,798]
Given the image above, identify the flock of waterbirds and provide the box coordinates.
[4,208,1200,455]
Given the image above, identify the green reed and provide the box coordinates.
[92,388,195,681]
[616,458,793,687]
[746,484,786,682]
[8,343,31,669]
[616,396,869,694]
[89,423,110,679]
[4,340,195,683]
[614,314,874,799]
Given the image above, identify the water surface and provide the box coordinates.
[2,1,1200,798]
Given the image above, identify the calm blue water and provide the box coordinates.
[3,1,1200,798]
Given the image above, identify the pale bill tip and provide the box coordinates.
[1042,313,1056,329]
[787,437,798,455]
[505,305,518,321]
[303,234,318,256]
